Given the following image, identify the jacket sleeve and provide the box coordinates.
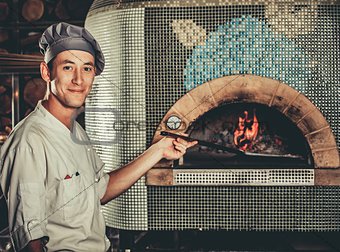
[92,149,109,200]
[1,143,48,251]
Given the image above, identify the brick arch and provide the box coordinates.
[154,74,339,169]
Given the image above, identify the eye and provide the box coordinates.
[63,65,73,71]
[84,66,94,72]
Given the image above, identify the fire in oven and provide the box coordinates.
[166,103,312,168]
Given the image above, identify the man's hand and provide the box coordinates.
[156,135,198,160]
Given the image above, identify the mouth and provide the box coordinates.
[68,89,84,94]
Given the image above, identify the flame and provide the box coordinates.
[233,110,259,151]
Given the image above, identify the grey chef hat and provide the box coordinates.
[39,22,105,75]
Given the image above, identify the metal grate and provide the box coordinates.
[174,169,314,186]
[86,0,340,231]
[148,186,340,231]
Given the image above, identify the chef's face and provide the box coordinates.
[48,50,96,109]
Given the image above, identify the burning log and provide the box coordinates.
[233,110,259,151]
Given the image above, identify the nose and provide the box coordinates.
[72,68,83,86]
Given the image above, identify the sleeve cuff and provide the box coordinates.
[11,220,47,251]
[96,173,110,199]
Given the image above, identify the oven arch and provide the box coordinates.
[153,75,339,169]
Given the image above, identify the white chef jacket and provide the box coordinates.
[0,101,110,251]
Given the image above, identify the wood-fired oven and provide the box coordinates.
[148,75,339,186]
[86,0,340,231]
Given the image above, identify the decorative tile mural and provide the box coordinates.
[183,16,312,91]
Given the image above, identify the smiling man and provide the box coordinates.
[0,22,196,252]
[40,49,96,129]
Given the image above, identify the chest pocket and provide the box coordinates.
[61,175,88,220]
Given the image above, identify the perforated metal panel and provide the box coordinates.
[86,0,340,231]
[173,169,314,186]
[85,8,148,229]
[148,186,340,231]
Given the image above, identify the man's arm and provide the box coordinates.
[100,136,196,204]
[1,139,48,251]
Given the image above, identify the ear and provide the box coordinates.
[40,62,51,83]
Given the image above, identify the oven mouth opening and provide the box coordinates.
[174,102,313,169]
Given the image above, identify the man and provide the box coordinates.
[0,22,196,251]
